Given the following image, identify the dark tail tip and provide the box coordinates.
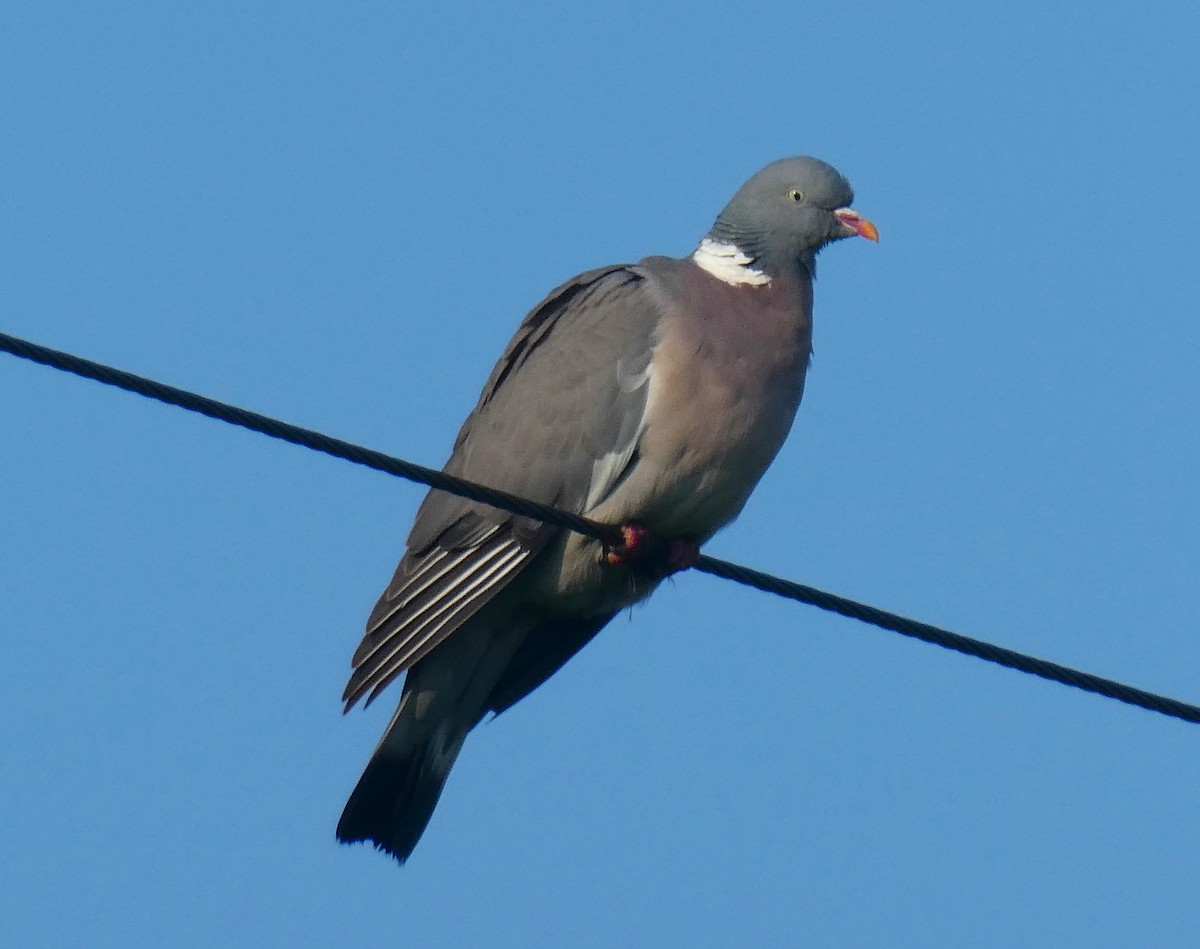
[336,733,459,865]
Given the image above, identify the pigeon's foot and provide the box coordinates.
[602,523,652,566]
[603,523,699,575]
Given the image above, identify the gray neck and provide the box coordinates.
[706,218,816,280]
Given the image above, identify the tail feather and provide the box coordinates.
[338,609,528,863]
[336,710,465,863]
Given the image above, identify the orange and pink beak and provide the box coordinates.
[834,208,880,242]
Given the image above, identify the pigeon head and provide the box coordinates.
[699,156,877,282]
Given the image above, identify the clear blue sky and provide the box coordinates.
[3,3,1198,946]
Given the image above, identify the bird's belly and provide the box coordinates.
[626,332,806,539]
[524,381,802,619]
[634,391,799,539]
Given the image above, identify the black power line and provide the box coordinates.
[3,329,1197,726]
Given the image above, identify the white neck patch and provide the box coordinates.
[691,238,772,287]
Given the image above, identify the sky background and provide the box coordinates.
[2,3,1198,946]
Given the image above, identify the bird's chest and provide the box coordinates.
[634,282,813,537]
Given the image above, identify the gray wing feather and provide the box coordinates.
[344,531,532,708]
[344,265,661,709]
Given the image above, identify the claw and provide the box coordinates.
[602,523,700,576]
[603,523,652,566]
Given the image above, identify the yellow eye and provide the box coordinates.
[787,188,805,202]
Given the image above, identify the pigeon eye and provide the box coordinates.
[787,188,805,203]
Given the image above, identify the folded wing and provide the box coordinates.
[343,264,662,710]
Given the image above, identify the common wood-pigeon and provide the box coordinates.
[337,156,878,863]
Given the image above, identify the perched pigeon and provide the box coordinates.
[337,156,878,862]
